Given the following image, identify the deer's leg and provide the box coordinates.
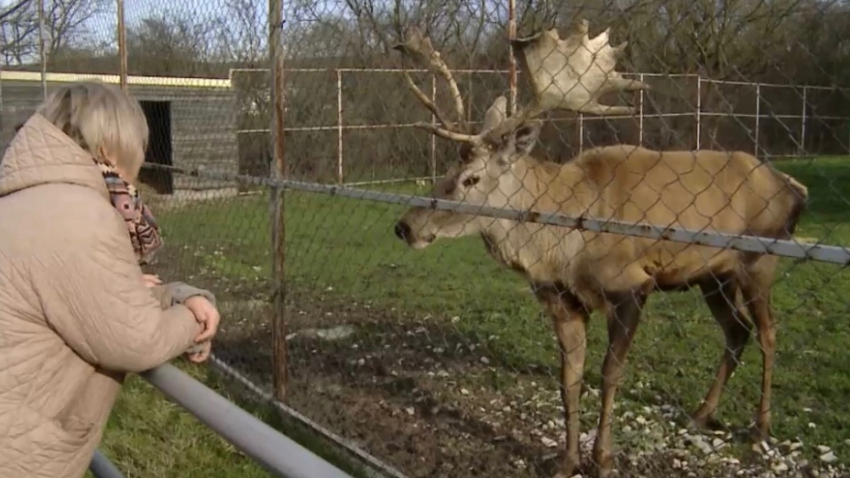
[692,277,753,429]
[592,290,646,478]
[578,102,636,116]
[604,77,649,93]
[534,284,589,478]
[740,262,778,441]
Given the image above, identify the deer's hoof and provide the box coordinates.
[590,452,614,478]
[551,456,581,478]
[689,413,725,432]
[748,421,772,444]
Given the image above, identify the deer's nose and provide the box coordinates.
[394,221,411,240]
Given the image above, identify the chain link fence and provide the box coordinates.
[4,1,850,477]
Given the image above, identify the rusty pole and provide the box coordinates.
[117,0,128,91]
[268,0,289,403]
[37,0,46,98]
[507,0,517,116]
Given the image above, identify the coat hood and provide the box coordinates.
[0,114,108,199]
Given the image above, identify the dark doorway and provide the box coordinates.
[138,100,174,194]
[237,131,271,193]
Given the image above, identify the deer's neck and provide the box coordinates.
[480,157,586,284]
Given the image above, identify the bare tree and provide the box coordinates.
[0,0,38,64]
[0,0,108,66]
[215,0,265,66]
[126,12,221,76]
[42,0,108,58]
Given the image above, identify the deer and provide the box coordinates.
[390,19,809,478]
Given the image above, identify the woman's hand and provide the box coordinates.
[187,341,212,363]
[143,274,162,288]
[183,296,221,344]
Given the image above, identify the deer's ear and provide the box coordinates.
[514,120,543,154]
[490,119,543,166]
[481,96,507,133]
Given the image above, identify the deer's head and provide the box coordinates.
[392,20,648,249]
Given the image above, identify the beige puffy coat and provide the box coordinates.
[0,114,214,478]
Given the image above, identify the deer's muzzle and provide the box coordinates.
[394,220,435,248]
[394,221,411,241]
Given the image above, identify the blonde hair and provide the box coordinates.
[35,81,149,172]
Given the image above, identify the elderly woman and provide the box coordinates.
[0,82,221,478]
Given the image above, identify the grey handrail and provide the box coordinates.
[90,450,126,478]
[137,363,357,478]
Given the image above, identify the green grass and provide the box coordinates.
[100,155,850,475]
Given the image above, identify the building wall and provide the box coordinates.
[0,76,239,191]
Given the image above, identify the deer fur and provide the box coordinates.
[391,20,809,478]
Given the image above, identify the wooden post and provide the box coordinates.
[117,0,128,91]
[268,0,288,402]
[37,0,46,98]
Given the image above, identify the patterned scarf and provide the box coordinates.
[97,162,163,265]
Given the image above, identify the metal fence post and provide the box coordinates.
[336,69,343,183]
[754,83,761,156]
[430,73,436,184]
[638,73,645,146]
[800,86,807,155]
[268,0,289,402]
[696,76,702,150]
[578,113,584,154]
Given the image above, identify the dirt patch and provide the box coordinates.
[147,251,846,478]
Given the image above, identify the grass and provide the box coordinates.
[99,155,850,475]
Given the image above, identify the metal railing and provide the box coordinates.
[231,67,850,184]
[89,363,357,478]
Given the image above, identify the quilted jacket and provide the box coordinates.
[0,114,212,478]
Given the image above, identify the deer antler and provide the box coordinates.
[394,20,646,146]
[483,20,649,141]
[393,26,476,143]
[519,20,647,115]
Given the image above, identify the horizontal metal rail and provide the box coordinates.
[89,450,126,478]
[89,363,358,478]
[136,363,357,478]
[142,162,850,266]
[89,364,358,478]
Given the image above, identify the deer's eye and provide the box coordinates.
[462,176,480,189]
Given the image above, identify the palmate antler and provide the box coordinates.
[393,20,649,145]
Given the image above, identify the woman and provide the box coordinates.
[0,82,221,478]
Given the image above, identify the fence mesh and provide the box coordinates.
[4,0,850,477]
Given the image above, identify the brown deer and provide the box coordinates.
[390,20,809,478]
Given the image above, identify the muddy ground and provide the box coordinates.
[148,248,845,478]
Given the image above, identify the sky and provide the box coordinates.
[0,0,508,64]
[1,0,504,50]
[0,0,292,48]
